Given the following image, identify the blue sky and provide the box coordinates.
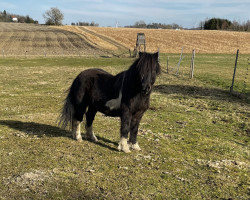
[1,0,249,28]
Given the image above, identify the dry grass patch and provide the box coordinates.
[55,26,118,51]
[84,26,250,54]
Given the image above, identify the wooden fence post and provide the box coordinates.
[190,49,195,79]
[242,58,250,93]
[166,56,169,74]
[176,47,184,75]
[230,49,239,93]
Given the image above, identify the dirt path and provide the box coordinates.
[78,26,128,51]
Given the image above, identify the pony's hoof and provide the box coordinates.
[129,143,141,151]
[91,135,98,142]
[118,138,131,153]
[76,138,83,142]
[86,135,98,142]
[73,133,82,142]
[118,144,131,153]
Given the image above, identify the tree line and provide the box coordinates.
[200,18,250,31]
[125,20,183,29]
[128,19,250,31]
[0,10,38,23]
[71,21,99,27]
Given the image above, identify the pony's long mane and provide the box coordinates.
[128,52,161,77]
[121,52,161,97]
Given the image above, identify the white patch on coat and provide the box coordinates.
[85,125,98,142]
[72,120,82,142]
[105,90,122,110]
[118,137,131,153]
[129,142,141,151]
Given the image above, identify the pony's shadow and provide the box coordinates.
[154,84,250,104]
[0,120,118,152]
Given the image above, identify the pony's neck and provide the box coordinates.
[112,71,125,91]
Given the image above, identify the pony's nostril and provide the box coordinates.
[143,85,151,94]
[146,85,151,92]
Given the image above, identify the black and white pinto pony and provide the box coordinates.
[59,52,161,153]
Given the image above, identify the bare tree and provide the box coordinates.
[43,7,64,25]
[134,20,147,28]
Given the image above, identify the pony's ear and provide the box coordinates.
[154,52,159,62]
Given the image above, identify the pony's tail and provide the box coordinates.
[58,89,74,131]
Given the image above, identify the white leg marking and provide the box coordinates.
[129,142,141,151]
[72,121,82,142]
[85,125,98,142]
[105,91,122,110]
[118,137,131,153]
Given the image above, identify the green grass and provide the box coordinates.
[0,55,249,199]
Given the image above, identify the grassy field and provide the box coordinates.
[0,54,249,199]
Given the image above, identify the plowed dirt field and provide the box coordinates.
[0,23,103,57]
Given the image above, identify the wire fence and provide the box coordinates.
[1,46,249,97]
[160,48,250,96]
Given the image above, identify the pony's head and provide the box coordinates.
[136,52,161,94]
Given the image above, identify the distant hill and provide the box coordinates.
[73,26,250,54]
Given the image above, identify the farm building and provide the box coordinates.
[12,16,18,22]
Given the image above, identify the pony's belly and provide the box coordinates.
[99,108,121,117]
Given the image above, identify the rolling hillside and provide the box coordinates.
[0,22,250,56]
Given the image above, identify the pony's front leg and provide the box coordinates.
[128,116,142,151]
[85,124,98,142]
[72,120,82,142]
[118,111,132,153]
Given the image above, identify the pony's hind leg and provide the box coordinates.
[72,104,87,142]
[85,106,98,142]
[72,120,82,142]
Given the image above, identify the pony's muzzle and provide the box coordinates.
[142,85,151,94]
